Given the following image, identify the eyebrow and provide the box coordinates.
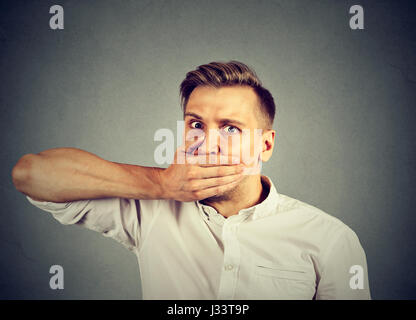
[184,112,246,126]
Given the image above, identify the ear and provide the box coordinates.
[260,130,276,162]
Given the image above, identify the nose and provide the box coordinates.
[196,128,221,157]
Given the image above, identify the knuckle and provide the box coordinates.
[224,183,232,190]
[217,167,226,176]
[192,190,201,198]
[188,181,197,190]
[217,176,226,184]
[186,169,196,180]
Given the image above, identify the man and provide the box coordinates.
[12,61,371,299]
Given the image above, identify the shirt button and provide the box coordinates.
[224,264,234,271]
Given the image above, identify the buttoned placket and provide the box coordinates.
[216,209,253,300]
[197,202,253,299]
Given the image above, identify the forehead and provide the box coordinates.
[185,85,259,120]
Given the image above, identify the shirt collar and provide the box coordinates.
[195,175,279,225]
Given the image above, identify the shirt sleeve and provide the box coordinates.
[25,195,161,252]
[315,226,371,300]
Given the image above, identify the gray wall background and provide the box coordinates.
[1,0,415,299]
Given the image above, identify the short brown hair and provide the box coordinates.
[179,60,276,129]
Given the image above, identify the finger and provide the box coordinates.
[195,178,241,200]
[187,172,243,191]
[191,164,245,179]
[174,145,210,165]
[197,155,242,166]
[186,154,241,166]
[241,157,262,175]
[174,144,199,165]
[182,129,205,154]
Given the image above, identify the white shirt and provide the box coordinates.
[26,175,371,300]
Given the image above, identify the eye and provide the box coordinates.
[189,121,203,129]
[223,125,241,134]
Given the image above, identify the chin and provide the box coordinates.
[202,183,241,203]
[203,193,232,202]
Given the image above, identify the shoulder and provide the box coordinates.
[276,194,367,274]
[276,193,359,240]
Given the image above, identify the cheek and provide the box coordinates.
[218,134,261,165]
[223,135,242,157]
[240,143,250,156]
[229,141,242,154]
[242,135,262,166]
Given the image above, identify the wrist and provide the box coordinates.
[152,167,169,200]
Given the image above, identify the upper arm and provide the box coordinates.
[315,226,371,300]
[26,195,161,251]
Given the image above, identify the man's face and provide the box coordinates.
[183,85,265,170]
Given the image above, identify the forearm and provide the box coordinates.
[11,147,164,202]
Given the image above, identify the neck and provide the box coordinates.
[200,174,269,218]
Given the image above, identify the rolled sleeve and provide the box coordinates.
[316,226,371,300]
[26,195,160,252]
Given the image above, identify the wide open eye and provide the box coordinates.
[190,121,203,129]
[223,125,241,135]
